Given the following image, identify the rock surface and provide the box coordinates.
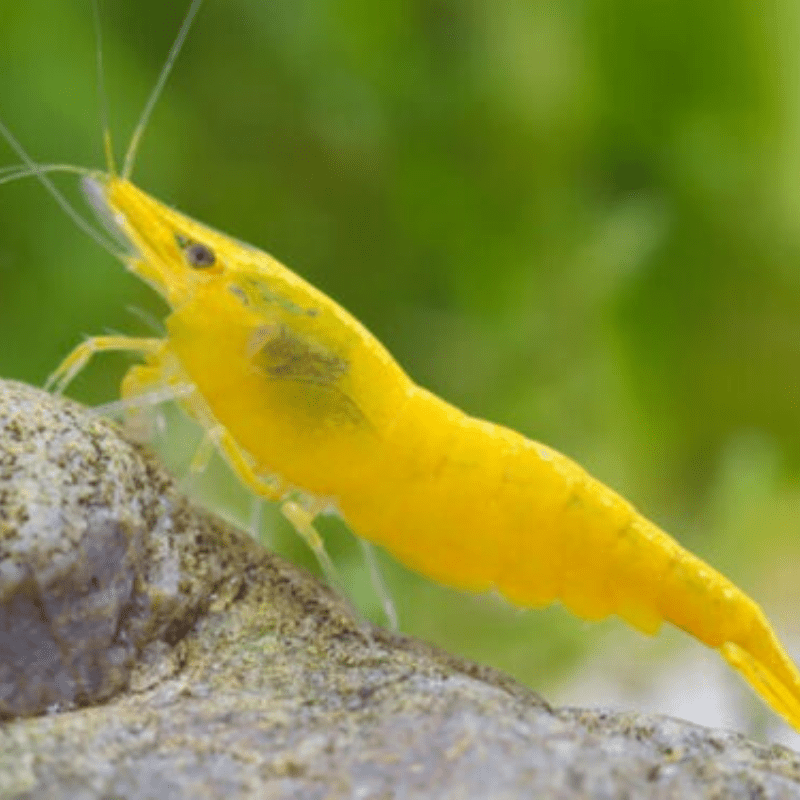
[2,377,800,800]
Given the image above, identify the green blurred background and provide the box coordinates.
[2,0,800,741]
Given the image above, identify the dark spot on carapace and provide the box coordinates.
[237,277,319,317]
[258,325,347,386]
[228,285,249,305]
[253,324,366,426]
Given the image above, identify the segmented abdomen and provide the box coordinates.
[339,384,752,643]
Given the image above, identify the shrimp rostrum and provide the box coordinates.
[44,172,800,733]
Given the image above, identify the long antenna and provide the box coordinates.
[0,120,125,261]
[0,163,94,184]
[121,0,205,180]
[91,0,117,175]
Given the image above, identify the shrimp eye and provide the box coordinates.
[175,234,216,269]
[186,242,216,268]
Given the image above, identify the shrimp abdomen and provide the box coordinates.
[340,385,800,730]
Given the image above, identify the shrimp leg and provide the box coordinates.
[185,418,359,613]
[46,335,163,394]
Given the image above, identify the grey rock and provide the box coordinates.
[2,377,800,800]
[0,378,259,718]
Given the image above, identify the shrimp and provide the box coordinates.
[4,0,800,734]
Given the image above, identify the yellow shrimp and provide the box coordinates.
[5,0,800,734]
